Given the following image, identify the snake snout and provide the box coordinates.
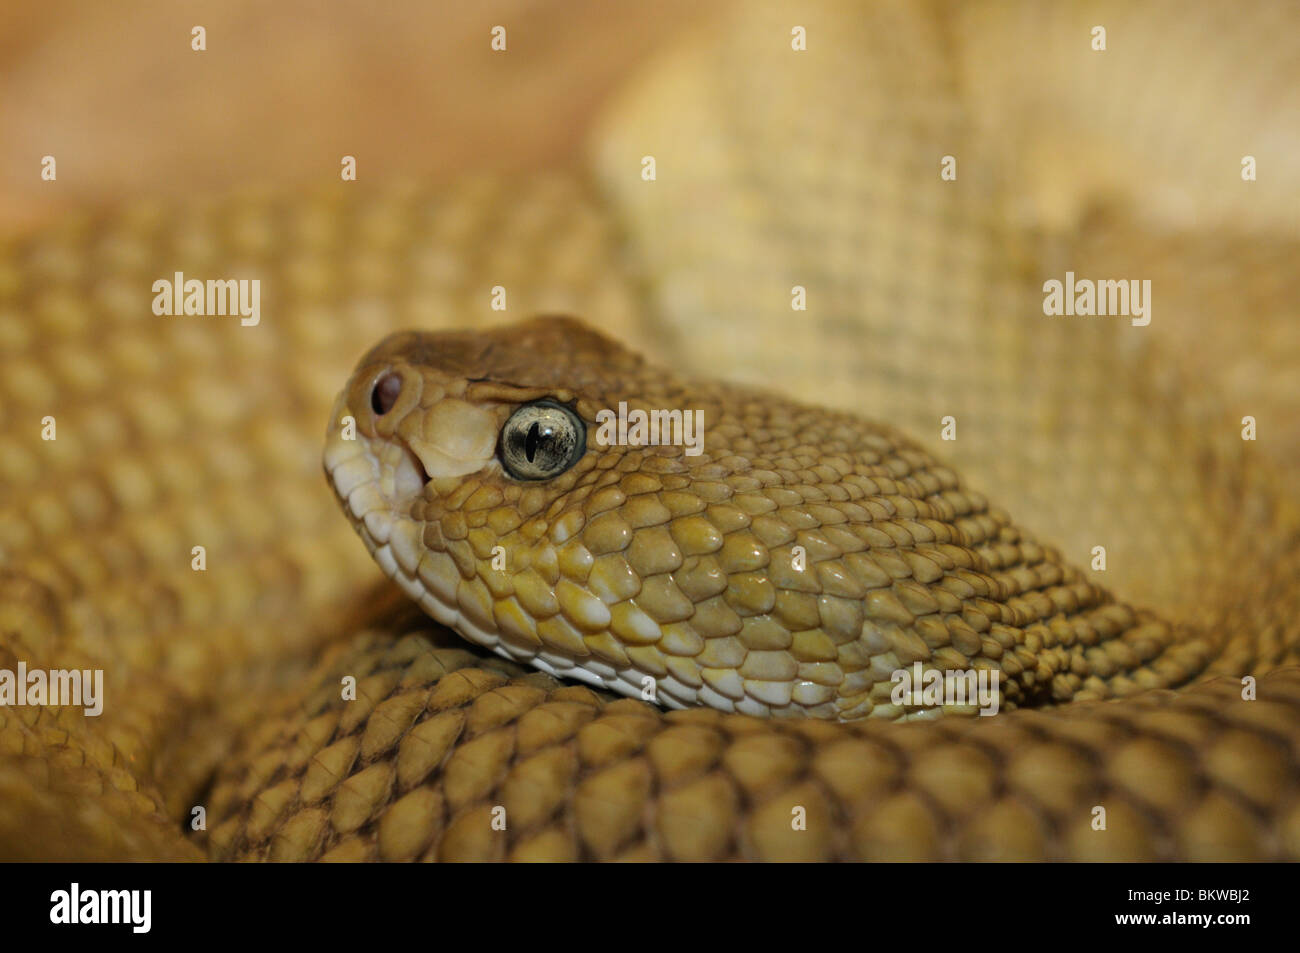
[366,374,441,502]
[323,362,433,547]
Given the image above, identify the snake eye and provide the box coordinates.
[371,372,402,416]
[499,401,586,481]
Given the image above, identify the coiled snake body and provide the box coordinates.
[3,253,1298,862]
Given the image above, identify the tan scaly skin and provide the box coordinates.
[208,314,1300,862]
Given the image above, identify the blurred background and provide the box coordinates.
[0,0,703,228]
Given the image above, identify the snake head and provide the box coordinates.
[323,315,726,705]
[323,315,1142,722]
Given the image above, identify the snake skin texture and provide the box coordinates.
[3,0,1299,861]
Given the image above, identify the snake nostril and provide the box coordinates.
[371,372,402,416]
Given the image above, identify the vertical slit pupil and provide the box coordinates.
[525,421,541,462]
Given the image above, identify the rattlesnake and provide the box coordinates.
[1,0,1297,861]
